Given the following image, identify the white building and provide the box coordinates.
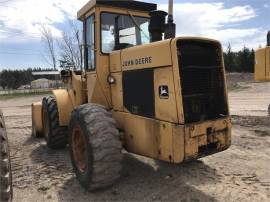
[31,78,50,89]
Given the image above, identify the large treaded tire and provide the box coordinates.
[69,104,123,191]
[42,96,68,149]
[0,112,13,202]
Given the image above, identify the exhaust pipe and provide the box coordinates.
[267,31,270,46]
[165,0,176,39]
[148,0,176,42]
[168,0,173,24]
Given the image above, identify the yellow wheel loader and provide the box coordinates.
[255,31,270,115]
[32,0,231,190]
[0,111,13,202]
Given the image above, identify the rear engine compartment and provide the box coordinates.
[177,40,229,123]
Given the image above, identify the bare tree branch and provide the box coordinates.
[40,25,57,70]
[58,20,83,70]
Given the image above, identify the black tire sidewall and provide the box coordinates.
[69,109,94,189]
[0,114,13,202]
[41,96,67,149]
[42,97,51,144]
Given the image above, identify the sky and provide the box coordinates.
[0,0,269,70]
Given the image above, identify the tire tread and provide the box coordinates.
[69,104,123,190]
[0,112,12,202]
[42,96,68,149]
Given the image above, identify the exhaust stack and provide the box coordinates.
[148,0,176,42]
[267,31,270,46]
[168,0,173,24]
[165,0,176,39]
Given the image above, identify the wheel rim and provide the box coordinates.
[43,109,49,140]
[72,125,87,172]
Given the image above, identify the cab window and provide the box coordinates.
[101,12,150,54]
[85,15,95,70]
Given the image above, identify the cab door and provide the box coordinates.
[85,10,112,107]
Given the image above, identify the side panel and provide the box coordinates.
[255,48,267,81]
[86,73,110,107]
[31,102,43,134]
[109,40,179,123]
[266,47,270,79]
[113,112,184,163]
[71,73,87,106]
[110,51,122,72]
[121,39,172,71]
[172,125,185,163]
[113,112,230,163]
[111,72,123,111]
[53,89,74,126]
[154,67,178,123]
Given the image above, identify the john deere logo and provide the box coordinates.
[123,56,152,67]
[159,85,169,99]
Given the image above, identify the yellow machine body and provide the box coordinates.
[255,46,270,81]
[33,0,231,163]
[31,102,43,135]
[109,38,231,162]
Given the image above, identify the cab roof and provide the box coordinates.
[78,0,157,20]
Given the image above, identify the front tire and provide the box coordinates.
[69,104,123,190]
[42,96,67,149]
[0,112,13,202]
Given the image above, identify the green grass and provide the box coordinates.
[0,91,52,100]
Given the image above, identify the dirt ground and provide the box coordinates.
[0,73,269,202]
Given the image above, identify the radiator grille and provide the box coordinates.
[177,40,228,123]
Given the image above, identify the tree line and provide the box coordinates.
[0,68,54,90]
[0,45,256,90]
[224,44,255,73]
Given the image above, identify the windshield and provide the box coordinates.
[101,12,150,54]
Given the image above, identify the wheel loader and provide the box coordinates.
[0,111,13,202]
[32,0,231,190]
[255,31,270,115]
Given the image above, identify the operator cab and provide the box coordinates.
[78,0,157,71]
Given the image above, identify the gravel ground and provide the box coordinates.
[0,73,269,202]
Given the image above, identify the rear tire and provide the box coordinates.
[69,104,123,191]
[0,112,13,202]
[42,96,68,149]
